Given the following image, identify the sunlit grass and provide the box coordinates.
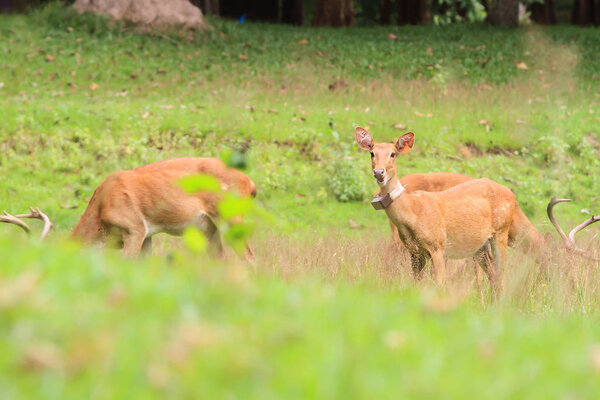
[0,5,599,398]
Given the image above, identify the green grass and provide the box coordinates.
[1,4,600,398]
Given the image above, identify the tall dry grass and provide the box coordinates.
[251,229,600,313]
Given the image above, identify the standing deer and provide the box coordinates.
[386,172,545,257]
[356,127,517,294]
[2,158,257,260]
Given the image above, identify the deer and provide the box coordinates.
[356,127,518,295]
[1,158,257,261]
[385,172,545,258]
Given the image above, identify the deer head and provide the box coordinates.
[355,127,414,187]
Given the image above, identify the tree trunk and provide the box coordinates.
[571,0,600,25]
[530,0,556,24]
[202,0,219,16]
[381,0,391,24]
[314,0,355,27]
[397,0,429,25]
[488,0,519,26]
[253,0,279,22]
[282,0,304,25]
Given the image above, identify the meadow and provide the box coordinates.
[1,3,600,398]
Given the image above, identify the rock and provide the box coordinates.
[73,0,207,30]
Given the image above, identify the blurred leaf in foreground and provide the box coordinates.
[182,227,207,253]
[178,174,222,194]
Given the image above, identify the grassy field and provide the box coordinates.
[1,3,600,398]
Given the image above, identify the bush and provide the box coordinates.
[30,1,123,36]
[329,159,370,202]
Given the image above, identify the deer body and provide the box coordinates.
[389,172,544,254]
[71,157,256,258]
[388,182,511,258]
[356,127,516,293]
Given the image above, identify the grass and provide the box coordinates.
[1,3,600,398]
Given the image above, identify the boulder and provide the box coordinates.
[73,0,207,30]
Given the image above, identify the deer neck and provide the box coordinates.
[379,175,404,198]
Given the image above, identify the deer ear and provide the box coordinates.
[395,132,415,154]
[355,127,374,151]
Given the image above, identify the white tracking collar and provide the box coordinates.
[388,184,405,201]
[371,184,405,210]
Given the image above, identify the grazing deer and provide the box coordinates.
[1,158,257,261]
[386,173,545,257]
[356,127,517,294]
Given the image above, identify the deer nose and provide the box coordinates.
[373,169,385,179]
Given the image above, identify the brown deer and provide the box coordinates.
[2,158,257,260]
[386,173,545,257]
[356,127,517,294]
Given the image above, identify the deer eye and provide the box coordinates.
[370,152,374,158]
[390,152,396,158]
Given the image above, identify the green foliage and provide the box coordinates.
[433,0,487,25]
[183,226,208,253]
[179,174,222,194]
[1,236,600,398]
[218,194,254,221]
[31,1,124,37]
[220,148,248,170]
[1,10,600,397]
[329,159,370,202]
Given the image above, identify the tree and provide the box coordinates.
[201,0,219,16]
[571,0,600,26]
[397,0,429,25]
[381,0,392,24]
[314,0,355,27]
[487,0,519,26]
[529,0,556,25]
[282,0,304,25]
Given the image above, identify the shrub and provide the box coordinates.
[329,159,370,202]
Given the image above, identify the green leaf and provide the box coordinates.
[182,227,207,253]
[178,174,222,194]
[223,223,254,252]
[218,194,253,221]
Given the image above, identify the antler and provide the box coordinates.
[568,215,600,247]
[547,197,599,261]
[0,211,31,233]
[547,198,571,244]
[0,207,52,239]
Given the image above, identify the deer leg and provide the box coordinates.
[429,248,446,286]
[244,242,256,266]
[495,232,508,294]
[196,214,224,258]
[141,236,153,257]
[474,242,492,303]
[121,229,146,258]
[489,234,508,299]
[410,252,427,280]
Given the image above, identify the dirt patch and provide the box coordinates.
[459,142,519,158]
[458,143,483,158]
[328,79,349,91]
[585,134,600,156]
[273,139,321,161]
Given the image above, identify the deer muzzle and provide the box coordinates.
[373,169,386,184]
